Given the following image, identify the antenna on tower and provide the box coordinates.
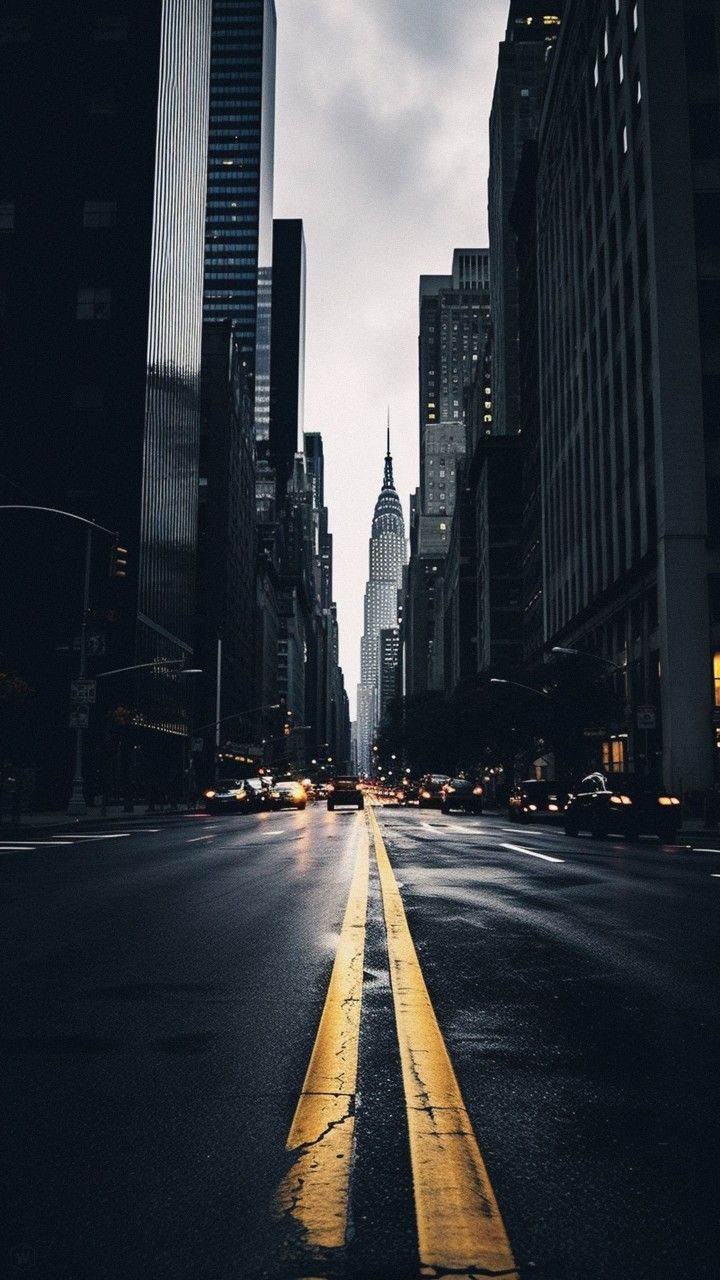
[383,408,394,488]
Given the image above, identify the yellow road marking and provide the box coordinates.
[274,817,369,1248]
[367,804,518,1279]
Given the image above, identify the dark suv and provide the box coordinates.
[563,772,682,840]
[327,776,364,810]
[440,778,484,815]
[418,774,451,809]
[508,780,568,823]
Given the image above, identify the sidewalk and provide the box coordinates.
[0,803,198,834]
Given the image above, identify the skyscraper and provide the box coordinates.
[0,0,212,799]
[407,250,491,696]
[203,0,276,439]
[270,220,306,498]
[357,434,406,774]
[488,2,563,437]
[536,0,717,791]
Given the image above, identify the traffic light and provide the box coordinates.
[109,543,128,578]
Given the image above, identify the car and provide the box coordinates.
[440,778,484,815]
[327,776,364,810]
[203,778,259,814]
[418,774,451,808]
[245,776,276,811]
[563,772,682,840]
[274,780,307,810]
[508,779,569,823]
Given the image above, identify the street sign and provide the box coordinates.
[69,707,90,729]
[637,706,656,730]
[70,678,97,704]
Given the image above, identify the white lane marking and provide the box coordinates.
[0,839,74,846]
[63,833,131,840]
[0,845,37,851]
[711,874,720,879]
[501,841,565,864]
[695,848,720,855]
[187,835,213,843]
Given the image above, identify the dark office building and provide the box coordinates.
[0,1,211,803]
[195,322,256,777]
[508,139,544,669]
[203,0,276,441]
[537,0,718,792]
[270,220,306,496]
[488,2,563,436]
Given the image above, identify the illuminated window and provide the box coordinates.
[714,652,720,707]
[543,15,561,25]
[602,738,626,772]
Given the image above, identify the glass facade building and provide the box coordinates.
[203,0,276,441]
[0,0,212,795]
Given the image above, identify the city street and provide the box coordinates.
[2,803,720,1279]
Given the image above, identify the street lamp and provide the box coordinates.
[551,646,625,673]
[0,505,120,816]
[490,677,551,699]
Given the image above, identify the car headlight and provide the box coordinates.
[204,790,216,799]
[611,794,633,805]
[472,786,484,796]
[528,804,537,811]
[548,803,558,812]
[658,796,680,806]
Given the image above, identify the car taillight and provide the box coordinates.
[421,790,431,799]
[611,794,633,805]
[327,784,335,793]
[472,785,483,796]
[658,796,680,806]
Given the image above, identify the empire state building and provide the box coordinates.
[357,432,406,774]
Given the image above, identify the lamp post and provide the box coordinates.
[551,646,633,772]
[190,702,281,783]
[0,505,119,815]
[95,660,202,812]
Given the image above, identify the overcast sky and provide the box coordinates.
[274,0,508,714]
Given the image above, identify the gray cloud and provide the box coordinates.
[274,0,508,711]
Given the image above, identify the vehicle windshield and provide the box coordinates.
[450,778,472,789]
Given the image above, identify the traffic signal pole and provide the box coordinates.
[67,525,93,815]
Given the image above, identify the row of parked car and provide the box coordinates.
[405,771,683,840]
[509,774,683,841]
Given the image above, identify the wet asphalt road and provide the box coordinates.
[1,804,720,1279]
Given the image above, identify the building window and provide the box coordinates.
[602,737,626,772]
[0,202,15,232]
[76,287,111,320]
[92,13,128,41]
[83,200,117,228]
[72,386,104,410]
[0,15,31,41]
[714,653,720,708]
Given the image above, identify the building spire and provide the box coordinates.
[383,408,394,488]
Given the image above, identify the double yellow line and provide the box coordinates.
[275,806,518,1279]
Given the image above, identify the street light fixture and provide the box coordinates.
[490,677,551,699]
[551,646,626,673]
